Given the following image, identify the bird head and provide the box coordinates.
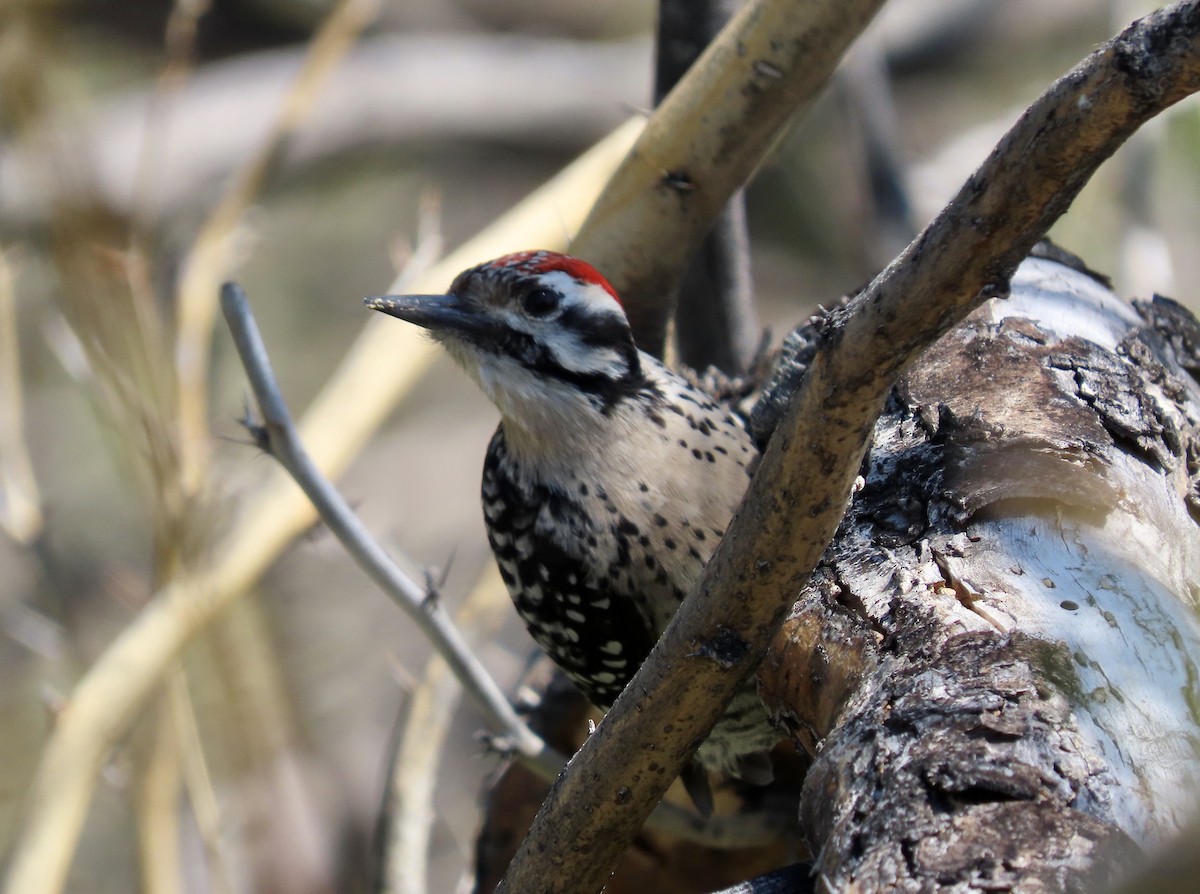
[367,251,644,427]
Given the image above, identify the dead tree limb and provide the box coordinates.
[571,0,888,356]
[757,247,1200,888]
[495,4,1200,892]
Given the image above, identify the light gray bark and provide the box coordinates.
[755,247,1200,890]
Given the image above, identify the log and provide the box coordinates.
[754,245,1200,890]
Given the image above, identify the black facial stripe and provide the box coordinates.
[499,327,642,409]
[442,294,640,406]
[448,266,645,407]
[557,305,630,349]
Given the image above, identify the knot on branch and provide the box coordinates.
[691,625,751,669]
[1111,4,1200,105]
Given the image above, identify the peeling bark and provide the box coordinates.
[755,247,1200,890]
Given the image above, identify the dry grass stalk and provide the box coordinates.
[381,565,510,894]
[0,248,44,544]
[173,0,381,492]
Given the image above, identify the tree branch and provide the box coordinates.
[376,567,508,894]
[496,4,1200,892]
[219,281,554,772]
[0,246,43,544]
[653,0,758,373]
[0,121,642,894]
[571,0,888,356]
[751,239,1200,882]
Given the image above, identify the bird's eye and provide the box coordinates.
[521,287,561,317]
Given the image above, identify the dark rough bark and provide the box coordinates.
[754,247,1200,890]
[790,632,1141,892]
[478,248,1200,892]
[475,662,593,894]
[474,659,801,894]
[496,8,1200,887]
[673,202,759,376]
[654,0,759,374]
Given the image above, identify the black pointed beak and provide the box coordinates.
[365,292,491,337]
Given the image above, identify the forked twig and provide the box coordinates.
[219,282,551,770]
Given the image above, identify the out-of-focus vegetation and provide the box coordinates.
[0,0,1195,891]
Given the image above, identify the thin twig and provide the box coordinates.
[496,3,1200,892]
[135,693,185,894]
[127,0,211,237]
[838,31,917,267]
[0,247,43,544]
[654,0,758,373]
[385,645,465,894]
[379,565,508,894]
[170,671,236,894]
[219,281,552,772]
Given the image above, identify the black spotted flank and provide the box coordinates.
[482,427,657,707]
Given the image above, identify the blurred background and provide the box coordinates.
[0,0,1197,891]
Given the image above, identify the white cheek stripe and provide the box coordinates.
[539,271,623,316]
[548,337,625,377]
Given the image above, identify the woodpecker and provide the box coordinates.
[366,250,778,797]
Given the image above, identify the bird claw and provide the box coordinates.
[479,731,515,757]
[679,758,715,819]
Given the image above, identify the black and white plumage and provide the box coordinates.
[367,250,778,785]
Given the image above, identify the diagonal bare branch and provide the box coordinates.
[220,281,553,771]
[0,122,640,894]
[496,4,1200,892]
[221,282,792,850]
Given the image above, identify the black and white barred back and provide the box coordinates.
[367,250,778,778]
